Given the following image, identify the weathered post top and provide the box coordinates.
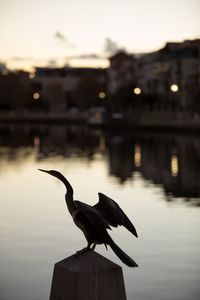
[50,250,127,300]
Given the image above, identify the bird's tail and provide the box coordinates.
[108,236,138,267]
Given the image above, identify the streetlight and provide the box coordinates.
[170,84,179,92]
[133,87,142,95]
[98,92,106,99]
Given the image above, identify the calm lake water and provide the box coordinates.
[0,124,200,300]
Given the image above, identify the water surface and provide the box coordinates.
[0,124,200,300]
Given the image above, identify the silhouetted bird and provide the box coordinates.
[39,169,138,267]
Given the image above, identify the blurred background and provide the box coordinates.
[0,1,200,300]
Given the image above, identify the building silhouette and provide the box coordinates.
[0,39,199,122]
[31,67,107,112]
[108,39,200,113]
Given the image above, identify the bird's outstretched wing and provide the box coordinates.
[74,200,138,267]
[74,200,111,229]
[94,193,138,237]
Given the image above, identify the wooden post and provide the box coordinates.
[50,250,127,300]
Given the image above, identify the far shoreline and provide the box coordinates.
[0,111,200,134]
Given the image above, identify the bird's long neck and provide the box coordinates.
[65,191,76,215]
[57,174,76,215]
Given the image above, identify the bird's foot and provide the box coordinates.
[74,247,89,257]
[91,243,96,250]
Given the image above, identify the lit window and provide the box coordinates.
[33,92,40,100]
[34,136,40,147]
[134,144,141,167]
[95,112,101,119]
[29,73,35,79]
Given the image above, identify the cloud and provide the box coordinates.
[11,57,35,61]
[54,31,75,48]
[104,38,126,56]
[54,31,67,42]
[104,38,119,55]
[47,59,58,67]
[67,54,103,59]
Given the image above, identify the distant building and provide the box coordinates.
[0,63,8,75]
[31,67,107,111]
[108,51,137,95]
[0,70,30,111]
[138,39,200,111]
[108,40,200,113]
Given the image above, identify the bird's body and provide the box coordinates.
[39,169,138,267]
[73,201,110,251]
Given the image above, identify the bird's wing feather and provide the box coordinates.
[94,193,138,237]
[74,200,111,232]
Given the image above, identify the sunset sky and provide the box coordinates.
[1,0,200,71]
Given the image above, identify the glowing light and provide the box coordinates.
[134,144,141,167]
[170,84,179,92]
[29,73,35,79]
[133,87,142,95]
[34,136,40,147]
[171,155,179,177]
[100,135,106,152]
[99,92,106,99]
[95,112,101,119]
[33,92,40,100]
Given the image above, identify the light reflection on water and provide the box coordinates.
[0,124,200,300]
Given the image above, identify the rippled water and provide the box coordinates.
[0,124,200,300]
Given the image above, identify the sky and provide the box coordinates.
[1,0,200,71]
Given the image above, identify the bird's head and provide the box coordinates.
[38,169,73,195]
[38,169,62,179]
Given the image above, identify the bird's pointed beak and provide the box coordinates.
[38,168,50,174]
